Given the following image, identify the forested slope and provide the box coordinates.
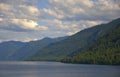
[62,24,120,65]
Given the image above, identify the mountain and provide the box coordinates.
[62,24,120,65]
[0,36,67,61]
[9,36,68,60]
[30,18,120,61]
[0,18,119,62]
[0,41,24,60]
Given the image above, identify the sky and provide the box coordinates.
[0,0,120,42]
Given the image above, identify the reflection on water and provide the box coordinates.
[0,61,120,77]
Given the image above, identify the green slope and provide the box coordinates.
[31,18,120,61]
[62,23,120,65]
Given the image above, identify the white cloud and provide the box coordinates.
[0,0,120,42]
[42,8,64,19]
[27,6,39,14]
[0,0,40,20]
[0,0,48,32]
[0,18,48,32]
[48,0,120,21]
[12,19,48,30]
[19,5,40,17]
[11,19,48,31]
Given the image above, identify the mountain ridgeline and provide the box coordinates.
[0,18,120,65]
[30,18,120,63]
[0,36,68,60]
[9,36,68,60]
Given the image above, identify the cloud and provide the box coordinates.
[47,0,120,21]
[18,5,40,19]
[0,29,45,42]
[22,37,38,42]
[0,18,3,22]
[0,0,120,42]
[11,19,48,31]
[25,6,39,14]
[0,3,11,11]
[40,0,119,35]
[38,18,104,36]
[0,1,38,19]
[0,18,48,32]
[42,8,64,19]
[0,0,44,32]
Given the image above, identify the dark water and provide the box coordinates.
[0,61,120,77]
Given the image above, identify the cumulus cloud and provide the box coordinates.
[0,0,44,32]
[0,0,120,42]
[18,5,40,19]
[0,0,39,19]
[48,0,120,21]
[11,19,48,31]
[41,0,119,36]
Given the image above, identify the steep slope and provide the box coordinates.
[0,41,24,60]
[31,18,120,61]
[9,36,68,60]
[62,24,120,65]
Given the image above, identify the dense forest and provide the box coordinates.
[62,24,120,65]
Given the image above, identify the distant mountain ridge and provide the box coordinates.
[0,36,68,60]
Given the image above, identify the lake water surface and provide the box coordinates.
[0,61,120,77]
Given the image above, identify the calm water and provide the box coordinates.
[0,61,120,77]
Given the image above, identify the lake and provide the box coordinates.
[0,61,120,77]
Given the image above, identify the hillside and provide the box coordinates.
[0,36,67,60]
[0,41,24,60]
[62,24,120,65]
[30,18,120,61]
[9,36,67,60]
